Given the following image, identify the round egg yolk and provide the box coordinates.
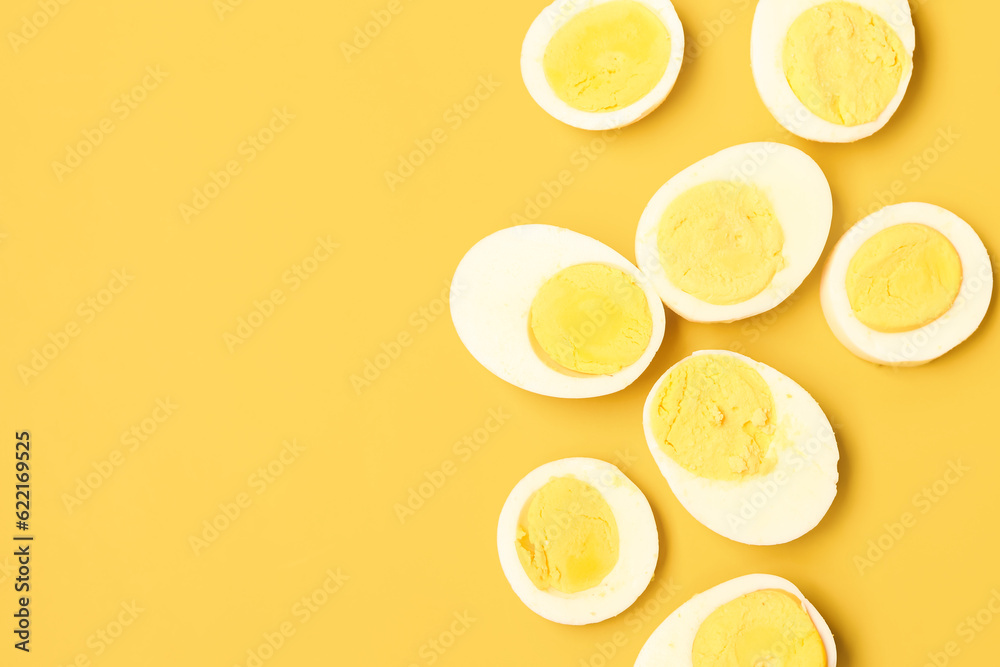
[846,223,963,333]
[515,476,619,594]
[542,0,671,113]
[529,263,653,375]
[657,181,785,305]
[692,589,827,667]
[651,354,777,481]
[782,1,908,127]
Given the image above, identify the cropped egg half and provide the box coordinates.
[451,225,666,398]
[751,0,915,142]
[497,458,658,625]
[521,0,685,130]
[635,574,836,667]
[635,143,832,323]
[821,202,993,366]
[642,350,839,545]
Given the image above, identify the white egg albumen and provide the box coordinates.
[821,202,994,366]
[634,574,837,667]
[642,350,839,546]
[497,458,659,625]
[635,143,832,323]
[521,0,685,130]
[751,0,915,143]
[451,225,666,398]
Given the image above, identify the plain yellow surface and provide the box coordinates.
[1,0,998,665]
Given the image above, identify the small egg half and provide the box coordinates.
[643,350,839,545]
[751,0,915,142]
[635,143,832,323]
[521,0,685,130]
[497,458,659,625]
[635,574,837,667]
[451,225,666,398]
[821,202,993,366]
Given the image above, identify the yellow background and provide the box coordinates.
[1,0,998,664]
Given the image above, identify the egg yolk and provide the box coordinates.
[846,223,963,333]
[529,263,653,375]
[542,0,671,113]
[515,476,619,594]
[657,181,785,305]
[692,590,827,667]
[651,354,777,481]
[782,1,908,127]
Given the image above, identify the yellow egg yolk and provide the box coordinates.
[529,263,653,375]
[782,1,908,126]
[542,0,671,113]
[651,354,777,481]
[657,181,785,305]
[692,589,827,667]
[515,476,619,594]
[846,223,963,333]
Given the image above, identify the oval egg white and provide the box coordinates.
[751,0,915,142]
[497,458,659,625]
[635,143,832,323]
[821,202,993,366]
[642,350,839,545]
[521,0,686,130]
[451,224,666,398]
[634,574,837,667]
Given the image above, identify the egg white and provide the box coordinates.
[634,574,837,667]
[821,202,994,366]
[521,0,686,130]
[497,458,659,625]
[451,224,666,398]
[751,0,915,143]
[635,143,832,323]
[642,350,839,546]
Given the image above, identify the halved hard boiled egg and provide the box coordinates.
[643,350,839,545]
[497,458,658,625]
[751,0,915,143]
[451,225,666,398]
[521,0,685,130]
[635,574,837,667]
[821,202,993,366]
[635,143,832,323]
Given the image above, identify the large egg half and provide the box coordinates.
[635,143,832,323]
[642,350,839,545]
[451,225,666,398]
[821,202,993,366]
[751,0,915,142]
[635,574,837,667]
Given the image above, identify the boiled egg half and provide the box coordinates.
[635,143,832,323]
[635,574,836,667]
[821,202,993,366]
[751,0,915,142]
[643,350,839,545]
[521,0,685,130]
[497,458,658,624]
[451,225,666,398]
